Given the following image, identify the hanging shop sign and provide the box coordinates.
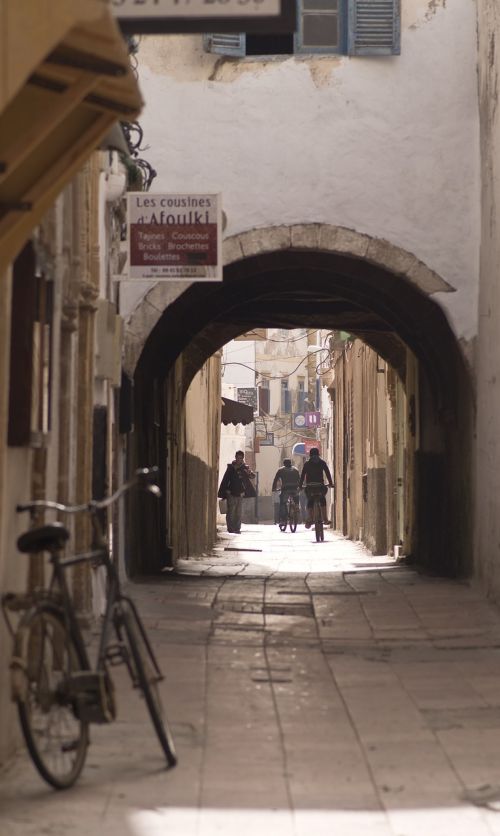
[305,411,321,428]
[127,192,222,281]
[237,387,258,411]
[112,0,295,34]
[304,439,321,455]
[259,432,274,447]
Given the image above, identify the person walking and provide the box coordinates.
[299,447,334,528]
[218,450,256,533]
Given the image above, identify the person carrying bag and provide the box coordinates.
[218,450,256,534]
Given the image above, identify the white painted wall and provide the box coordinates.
[255,445,281,495]
[219,382,248,486]
[222,341,255,387]
[126,0,480,343]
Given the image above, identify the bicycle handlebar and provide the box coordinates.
[300,482,334,488]
[16,467,161,516]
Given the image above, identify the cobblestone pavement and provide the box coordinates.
[3,525,500,835]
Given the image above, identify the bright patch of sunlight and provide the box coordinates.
[128,805,483,836]
[206,525,398,575]
[128,807,382,836]
[237,550,398,575]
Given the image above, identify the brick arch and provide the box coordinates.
[124,224,454,376]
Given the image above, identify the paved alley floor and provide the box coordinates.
[3,525,500,835]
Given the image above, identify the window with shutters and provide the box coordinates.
[204,0,400,58]
[259,377,270,415]
[281,378,292,414]
[297,378,306,412]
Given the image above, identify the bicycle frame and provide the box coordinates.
[3,467,177,787]
[302,482,329,541]
[11,468,163,682]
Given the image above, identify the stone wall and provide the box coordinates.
[474,0,500,596]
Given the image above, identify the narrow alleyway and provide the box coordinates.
[3,526,500,835]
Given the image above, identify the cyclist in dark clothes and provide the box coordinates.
[299,448,334,528]
[272,459,300,524]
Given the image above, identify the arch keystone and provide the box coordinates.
[238,226,291,257]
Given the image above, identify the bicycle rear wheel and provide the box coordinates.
[16,606,89,789]
[289,503,298,533]
[314,502,324,542]
[120,606,177,768]
[278,520,287,532]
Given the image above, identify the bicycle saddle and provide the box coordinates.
[17,523,70,554]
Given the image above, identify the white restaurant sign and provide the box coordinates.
[111,0,294,35]
[112,0,281,19]
[127,192,222,281]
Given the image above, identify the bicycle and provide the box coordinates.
[1,467,177,790]
[278,492,299,533]
[304,482,330,543]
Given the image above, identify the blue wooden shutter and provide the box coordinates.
[203,34,246,57]
[348,0,400,56]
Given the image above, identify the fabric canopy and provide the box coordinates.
[221,397,254,426]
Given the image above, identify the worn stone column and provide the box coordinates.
[72,159,99,613]
[58,185,79,508]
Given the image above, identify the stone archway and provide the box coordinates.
[124,224,454,377]
[124,224,473,580]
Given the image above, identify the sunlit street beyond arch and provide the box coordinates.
[179,524,395,577]
[3,524,500,835]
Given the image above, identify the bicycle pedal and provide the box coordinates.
[68,671,116,724]
[105,642,128,666]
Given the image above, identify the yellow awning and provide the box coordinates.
[0,0,143,273]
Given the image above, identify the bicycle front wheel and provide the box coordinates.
[16,606,89,789]
[121,608,177,768]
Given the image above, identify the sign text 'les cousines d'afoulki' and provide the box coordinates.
[127,193,222,281]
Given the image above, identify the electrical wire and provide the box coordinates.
[236,329,319,344]
[221,346,331,382]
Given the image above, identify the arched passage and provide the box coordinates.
[126,226,473,579]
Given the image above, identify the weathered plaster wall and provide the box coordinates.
[181,355,221,556]
[475,0,500,596]
[127,0,480,343]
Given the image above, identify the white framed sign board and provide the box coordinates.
[112,0,295,34]
[127,192,222,281]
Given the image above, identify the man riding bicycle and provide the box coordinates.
[299,448,334,528]
[272,459,300,525]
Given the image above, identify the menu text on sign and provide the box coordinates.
[127,193,222,282]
